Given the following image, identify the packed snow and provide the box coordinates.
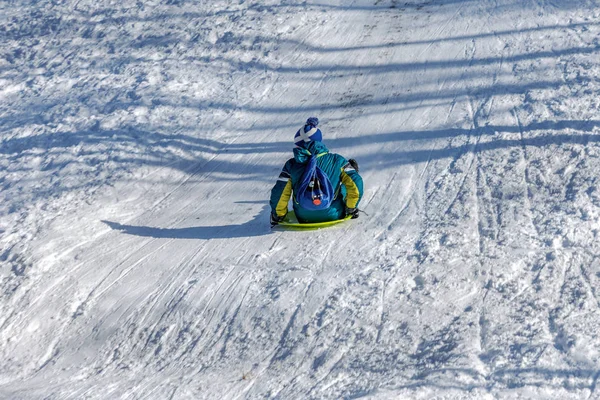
[2,0,600,398]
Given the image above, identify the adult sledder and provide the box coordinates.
[270,117,363,227]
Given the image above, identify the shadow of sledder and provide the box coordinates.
[102,204,272,239]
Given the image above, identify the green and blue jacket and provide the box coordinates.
[270,141,363,223]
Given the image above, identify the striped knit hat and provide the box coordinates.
[294,117,322,146]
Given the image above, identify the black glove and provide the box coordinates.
[345,207,359,219]
[270,213,285,225]
[348,158,359,172]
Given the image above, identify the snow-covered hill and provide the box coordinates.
[2,0,600,398]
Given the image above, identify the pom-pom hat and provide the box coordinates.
[294,117,322,146]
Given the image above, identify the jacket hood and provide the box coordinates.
[293,141,329,164]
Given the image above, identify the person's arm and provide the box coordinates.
[340,159,363,209]
[270,162,293,219]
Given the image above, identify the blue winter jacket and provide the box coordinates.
[270,141,363,223]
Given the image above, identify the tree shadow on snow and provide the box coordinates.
[101,203,273,240]
[5,0,600,223]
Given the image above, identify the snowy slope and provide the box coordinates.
[2,0,600,398]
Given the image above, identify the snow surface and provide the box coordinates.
[2,0,600,398]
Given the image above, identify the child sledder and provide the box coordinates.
[269,117,364,226]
